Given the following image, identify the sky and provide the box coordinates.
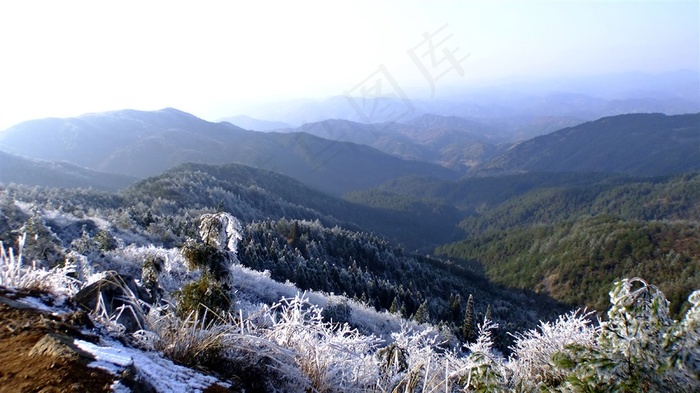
[0,0,698,130]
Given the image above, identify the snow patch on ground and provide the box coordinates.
[15,296,71,315]
[74,338,225,392]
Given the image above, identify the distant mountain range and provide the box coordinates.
[1,108,698,196]
[233,71,700,127]
[219,115,292,131]
[0,108,457,196]
[278,115,508,170]
[262,112,700,176]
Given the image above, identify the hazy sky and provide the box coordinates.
[0,0,698,129]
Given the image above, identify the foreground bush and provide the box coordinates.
[554,278,699,392]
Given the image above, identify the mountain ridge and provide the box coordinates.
[484,112,700,176]
[0,150,137,191]
[0,108,458,196]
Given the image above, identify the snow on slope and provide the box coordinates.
[75,338,225,392]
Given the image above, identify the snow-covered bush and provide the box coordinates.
[264,294,380,392]
[174,213,244,319]
[175,274,232,320]
[198,212,242,254]
[139,305,230,369]
[667,290,700,391]
[0,233,79,296]
[459,319,508,392]
[556,278,700,392]
[507,309,598,390]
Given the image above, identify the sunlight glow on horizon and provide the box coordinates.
[0,0,698,130]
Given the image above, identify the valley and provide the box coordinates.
[0,101,698,392]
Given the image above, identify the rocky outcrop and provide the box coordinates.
[73,271,148,334]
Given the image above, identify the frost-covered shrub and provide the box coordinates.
[181,238,229,281]
[374,322,465,393]
[140,301,310,392]
[142,254,164,302]
[198,212,242,254]
[377,342,408,374]
[139,305,228,371]
[507,309,598,390]
[177,215,241,322]
[70,226,111,263]
[175,274,232,320]
[94,228,118,251]
[21,214,65,267]
[557,278,700,392]
[264,295,380,392]
[458,319,508,392]
[110,244,190,295]
[0,233,78,296]
[220,331,310,392]
[667,290,700,390]
[322,299,352,324]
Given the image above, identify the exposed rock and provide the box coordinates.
[29,333,95,364]
[0,294,114,393]
[73,271,146,333]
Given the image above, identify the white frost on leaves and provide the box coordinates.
[507,309,598,389]
[108,244,194,294]
[0,234,80,297]
[229,263,414,341]
[198,212,242,253]
[12,200,34,214]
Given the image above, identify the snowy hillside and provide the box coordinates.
[0,191,698,392]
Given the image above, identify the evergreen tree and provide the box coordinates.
[389,297,400,314]
[463,294,476,342]
[413,300,430,323]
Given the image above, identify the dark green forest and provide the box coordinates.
[434,172,700,317]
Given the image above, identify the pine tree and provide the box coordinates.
[413,300,430,323]
[389,297,400,314]
[288,220,301,248]
[463,294,476,342]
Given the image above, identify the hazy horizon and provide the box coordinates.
[0,0,698,130]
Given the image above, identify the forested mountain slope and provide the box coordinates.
[285,115,506,170]
[122,162,462,250]
[485,113,700,176]
[437,172,700,317]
